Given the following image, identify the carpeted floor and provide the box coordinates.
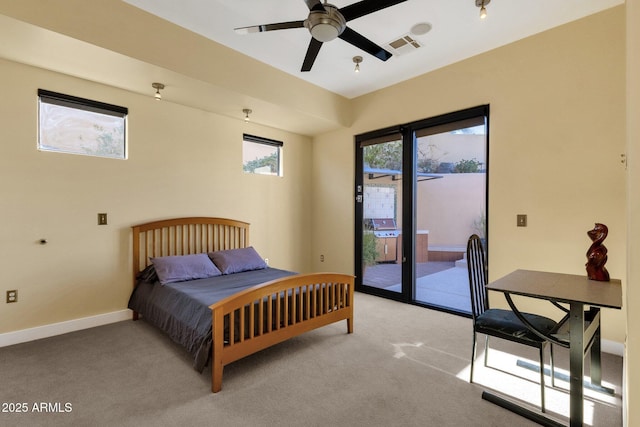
[0,293,622,426]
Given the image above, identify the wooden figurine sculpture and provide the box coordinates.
[586,223,610,281]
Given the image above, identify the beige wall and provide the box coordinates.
[626,0,638,424]
[312,7,627,345]
[0,58,313,334]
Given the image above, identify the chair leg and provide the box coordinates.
[470,332,477,383]
[539,345,546,413]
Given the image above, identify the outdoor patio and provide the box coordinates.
[363,261,472,312]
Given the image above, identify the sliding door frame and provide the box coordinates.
[355,124,409,300]
[355,105,490,311]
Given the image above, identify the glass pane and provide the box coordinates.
[243,140,281,176]
[361,135,403,294]
[414,121,486,312]
[38,102,126,159]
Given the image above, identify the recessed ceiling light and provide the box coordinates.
[410,22,432,36]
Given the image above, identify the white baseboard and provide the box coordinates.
[0,310,133,348]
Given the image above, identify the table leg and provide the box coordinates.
[569,303,585,427]
[589,307,603,387]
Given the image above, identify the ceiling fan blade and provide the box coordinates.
[339,27,392,61]
[235,20,305,34]
[301,37,323,72]
[304,0,326,12]
[340,0,407,22]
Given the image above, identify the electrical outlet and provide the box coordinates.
[98,213,108,225]
[517,214,527,227]
[6,290,17,303]
[320,254,325,262]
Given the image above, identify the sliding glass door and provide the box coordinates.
[357,130,404,298]
[355,106,489,313]
[413,118,487,312]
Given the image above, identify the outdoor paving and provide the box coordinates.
[363,261,471,313]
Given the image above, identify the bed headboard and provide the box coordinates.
[132,217,250,281]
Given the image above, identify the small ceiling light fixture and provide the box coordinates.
[476,0,490,19]
[151,82,165,100]
[242,108,252,122]
[353,56,363,73]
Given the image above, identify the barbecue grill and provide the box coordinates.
[368,218,401,263]
[370,218,400,238]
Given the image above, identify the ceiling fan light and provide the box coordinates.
[310,23,340,42]
[305,5,346,43]
[480,5,487,19]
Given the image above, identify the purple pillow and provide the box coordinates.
[150,253,222,285]
[208,247,267,275]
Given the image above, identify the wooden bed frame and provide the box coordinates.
[131,217,354,392]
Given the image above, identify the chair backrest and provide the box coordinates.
[466,234,489,320]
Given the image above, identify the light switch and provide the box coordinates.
[98,213,108,225]
[517,214,527,227]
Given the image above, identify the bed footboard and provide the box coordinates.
[210,272,354,393]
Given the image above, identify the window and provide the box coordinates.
[242,134,283,176]
[38,89,128,159]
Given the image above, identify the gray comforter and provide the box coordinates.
[127,267,296,372]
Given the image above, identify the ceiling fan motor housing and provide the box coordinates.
[304,4,346,42]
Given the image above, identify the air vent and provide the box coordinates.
[385,34,422,56]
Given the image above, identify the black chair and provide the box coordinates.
[466,234,557,412]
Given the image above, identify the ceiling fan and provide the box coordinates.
[234,0,408,72]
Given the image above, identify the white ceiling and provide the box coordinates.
[124,0,623,99]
